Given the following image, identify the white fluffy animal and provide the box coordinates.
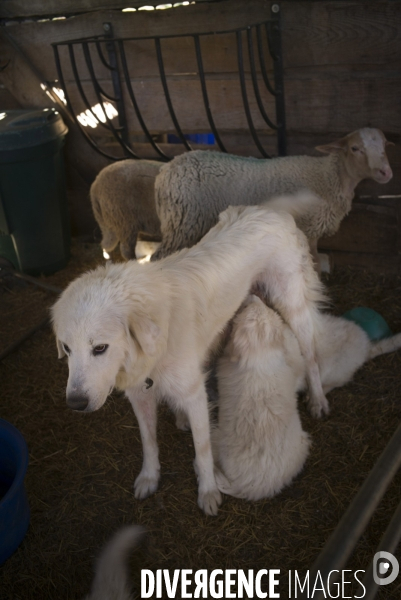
[153,128,393,262]
[213,295,311,501]
[84,526,145,600]
[214,296,401,502]
[52,204,327,516]
[90,159,162,260]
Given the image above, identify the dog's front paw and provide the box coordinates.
[134,471,160,500]
[198,487,222,516]
[309,393,330,419]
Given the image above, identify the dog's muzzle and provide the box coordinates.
[66,394,89,411]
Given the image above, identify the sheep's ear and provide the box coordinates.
[56,339,66,359]
[128,312,161,357]
[386,139,395,147]
[315,138,347,154]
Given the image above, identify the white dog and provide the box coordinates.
[84,526,145,600]
[52,204,327,516]
[213,295,311,501]
[214,296,401,501]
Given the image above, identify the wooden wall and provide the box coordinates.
[0,0,400,272]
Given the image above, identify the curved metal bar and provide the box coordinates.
[256,24,276,96]
[247,27,278,130]
[193,34,227,153]
[118,39,169,161]
[95,40,114,71]
[236,30,270,158]
[53,44,125,160]
[299,420,401,600]
[82,41,141,158]
[154,37,192,152]
[84,43,120,102]
[362,499,401,600]
[68,44,111,132]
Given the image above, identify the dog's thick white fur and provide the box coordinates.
[84,526,145,600]
[214,296,401,501]
[213,295,311,501]
[52,204,327,516]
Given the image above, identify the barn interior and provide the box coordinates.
[0,1,400,599]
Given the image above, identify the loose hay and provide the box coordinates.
[0,241,401,599]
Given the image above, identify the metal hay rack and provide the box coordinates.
[52,7,286,162]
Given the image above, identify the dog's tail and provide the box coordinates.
[85,526,146,600]
[370,332,401,360]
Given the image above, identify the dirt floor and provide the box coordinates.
[1,240,401,600]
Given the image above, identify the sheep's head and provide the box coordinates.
[316,128,393,185]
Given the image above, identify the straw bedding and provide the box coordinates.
[0,240,400,599]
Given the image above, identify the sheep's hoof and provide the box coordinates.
[198,487,222,516]
[134,470,160,499]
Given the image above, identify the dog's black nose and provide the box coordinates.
[66,395,88,411]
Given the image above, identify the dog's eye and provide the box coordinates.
[63,343,71,355]
[93,344,108,356]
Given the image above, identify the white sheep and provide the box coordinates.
[90,159,162,260]
[213,295,401,502]
[152,128,393,262]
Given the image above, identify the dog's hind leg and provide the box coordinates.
[179,380,222,516]
[370,332,401,360]
[126,386,160,499]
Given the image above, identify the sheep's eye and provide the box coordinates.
[351,146,360,152]
[93,344,108,356]
[63,343,71,355]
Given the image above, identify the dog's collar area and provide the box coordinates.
[145,377,153,389]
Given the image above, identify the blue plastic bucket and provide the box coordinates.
[0,418,30,565]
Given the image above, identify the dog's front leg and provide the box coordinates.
[184,382,222,516]
[126,386,160,499]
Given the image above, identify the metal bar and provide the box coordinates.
[362,499,401,600]
[118,39,169,161]
[256,24,276,97]
[53,44,125,160]
[82,41,141,158]
[267,7,286,156]
[13,272,62,295]
[102,22,130,149]
[0,317,50,363]
[299,421,401,600]
[247,27,278,130]
[95,40,114,71]
[193,34,227,153]
[236,30,270,158]
[68,44,112,130]
[154,37,192,152]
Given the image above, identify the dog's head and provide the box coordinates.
[227,295,284,363]
[51,264,166,412]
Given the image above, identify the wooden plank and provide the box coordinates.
[0,0,215,19]
[328,252,401,276]
[319,203,398,255]
[281,1,401,68]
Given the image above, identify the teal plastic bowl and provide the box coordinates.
[0,418,30,565]
[342,307,392,341]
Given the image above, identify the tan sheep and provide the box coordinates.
[90,159,162,260]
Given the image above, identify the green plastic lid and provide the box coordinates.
[0,108,68,151]
[342,307,392,341]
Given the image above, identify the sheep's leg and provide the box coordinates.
[101,227,119,253]
[120,228,138,261]
[126,386,160,499]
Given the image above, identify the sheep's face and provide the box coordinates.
[316,128,393,185]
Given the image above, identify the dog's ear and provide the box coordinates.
[128,313,162,357]
[56,338,66,359]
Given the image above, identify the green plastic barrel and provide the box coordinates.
[0,108,70,275]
